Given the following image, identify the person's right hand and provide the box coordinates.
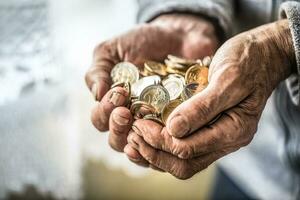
[85,14,220,165]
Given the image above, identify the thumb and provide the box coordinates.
[166,82,229,138]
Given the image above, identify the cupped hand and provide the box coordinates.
[85,14,220,163]
[125,19,296,178]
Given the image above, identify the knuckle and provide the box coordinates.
[93,41,109,56]
[172,162,194,180]
[193,100,212,121]
[144,149,159,165]
[173,140,194,159]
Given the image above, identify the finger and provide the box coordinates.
[134,105,256,159]
[85,41,119,101]
[129,131,225,180]
[124,144,149,167]
[108,107,133,152]
[166,71,251,138]
[126,133,164,172]
[91,87,129,132]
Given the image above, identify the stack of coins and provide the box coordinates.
[110,55,212,125]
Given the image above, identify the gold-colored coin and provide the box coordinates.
[144,61,168,76]
[165,65,186,76]
[139,84,170,113]
[185,64,208,85]
[181,83,199,101]
[167,55,196,66]
[161,99,183,125]
[143,114,164,125]
[164,59,187,70]
[111,62,139,84]
[130,101,157,119]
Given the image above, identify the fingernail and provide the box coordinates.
[113,113,129,126]
[167,115,190,138]
[91,83,99,101]
[109,91,124,106]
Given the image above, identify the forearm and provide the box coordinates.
[137,0,234,41]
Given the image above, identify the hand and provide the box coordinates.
[126,19,296,179]
[85,14,220,163]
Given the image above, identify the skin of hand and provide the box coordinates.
[125,19,296,179]
[85,14,220,166]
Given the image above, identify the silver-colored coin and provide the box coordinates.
[110,62,139,84]
[162,75,184,100]
[202,56,212,67]
[139,84,170,113]
[131,75,161,97]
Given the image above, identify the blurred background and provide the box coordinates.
[0,0,215,199]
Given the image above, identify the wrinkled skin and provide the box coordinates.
[85,14,219,165]
[86,15,295,179]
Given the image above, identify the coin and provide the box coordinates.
[165,65,186,76]
[111,62,139,84]
[168,74,185,85]
[143,114,164,125]
[162,75,184,100]
[131,75,161,97]
[185,64,208,85]
[181,83,199,101]
[202,56,212,67]
[139,84,170,113]
[144,61,168,76]
[130,101,157,119]
[164,59,187,70]
[161,99,182,125]
[167,55,196,66]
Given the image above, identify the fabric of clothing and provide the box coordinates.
[209,168,253,200]
[137,0,300,199]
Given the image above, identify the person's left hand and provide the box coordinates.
[124,19,295,179]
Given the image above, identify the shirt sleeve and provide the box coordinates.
[136,0,234,39]
[279,1,300,106]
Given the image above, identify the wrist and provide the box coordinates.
[246,20,295,88]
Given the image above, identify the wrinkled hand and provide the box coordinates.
[85,14,219,164]
[126,19,295,179]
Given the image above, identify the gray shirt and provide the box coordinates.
[137,0,300,199]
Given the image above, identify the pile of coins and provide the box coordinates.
[110,55,212,125]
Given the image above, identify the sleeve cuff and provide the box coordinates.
[279,1,300,106]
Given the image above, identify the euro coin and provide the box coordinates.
[139,84,170,113]
[202,56,212,67]
[161,99,182,125]
[143,114,164,125]
[185,64,208,85]
[181,83,199,101]
[132,75,161,97]
[144,61,168,76]
[167,54,196,66]
[111,62,139,84]
[165,59,187,70]
[162,75,184,100]
[130,101,157,119]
